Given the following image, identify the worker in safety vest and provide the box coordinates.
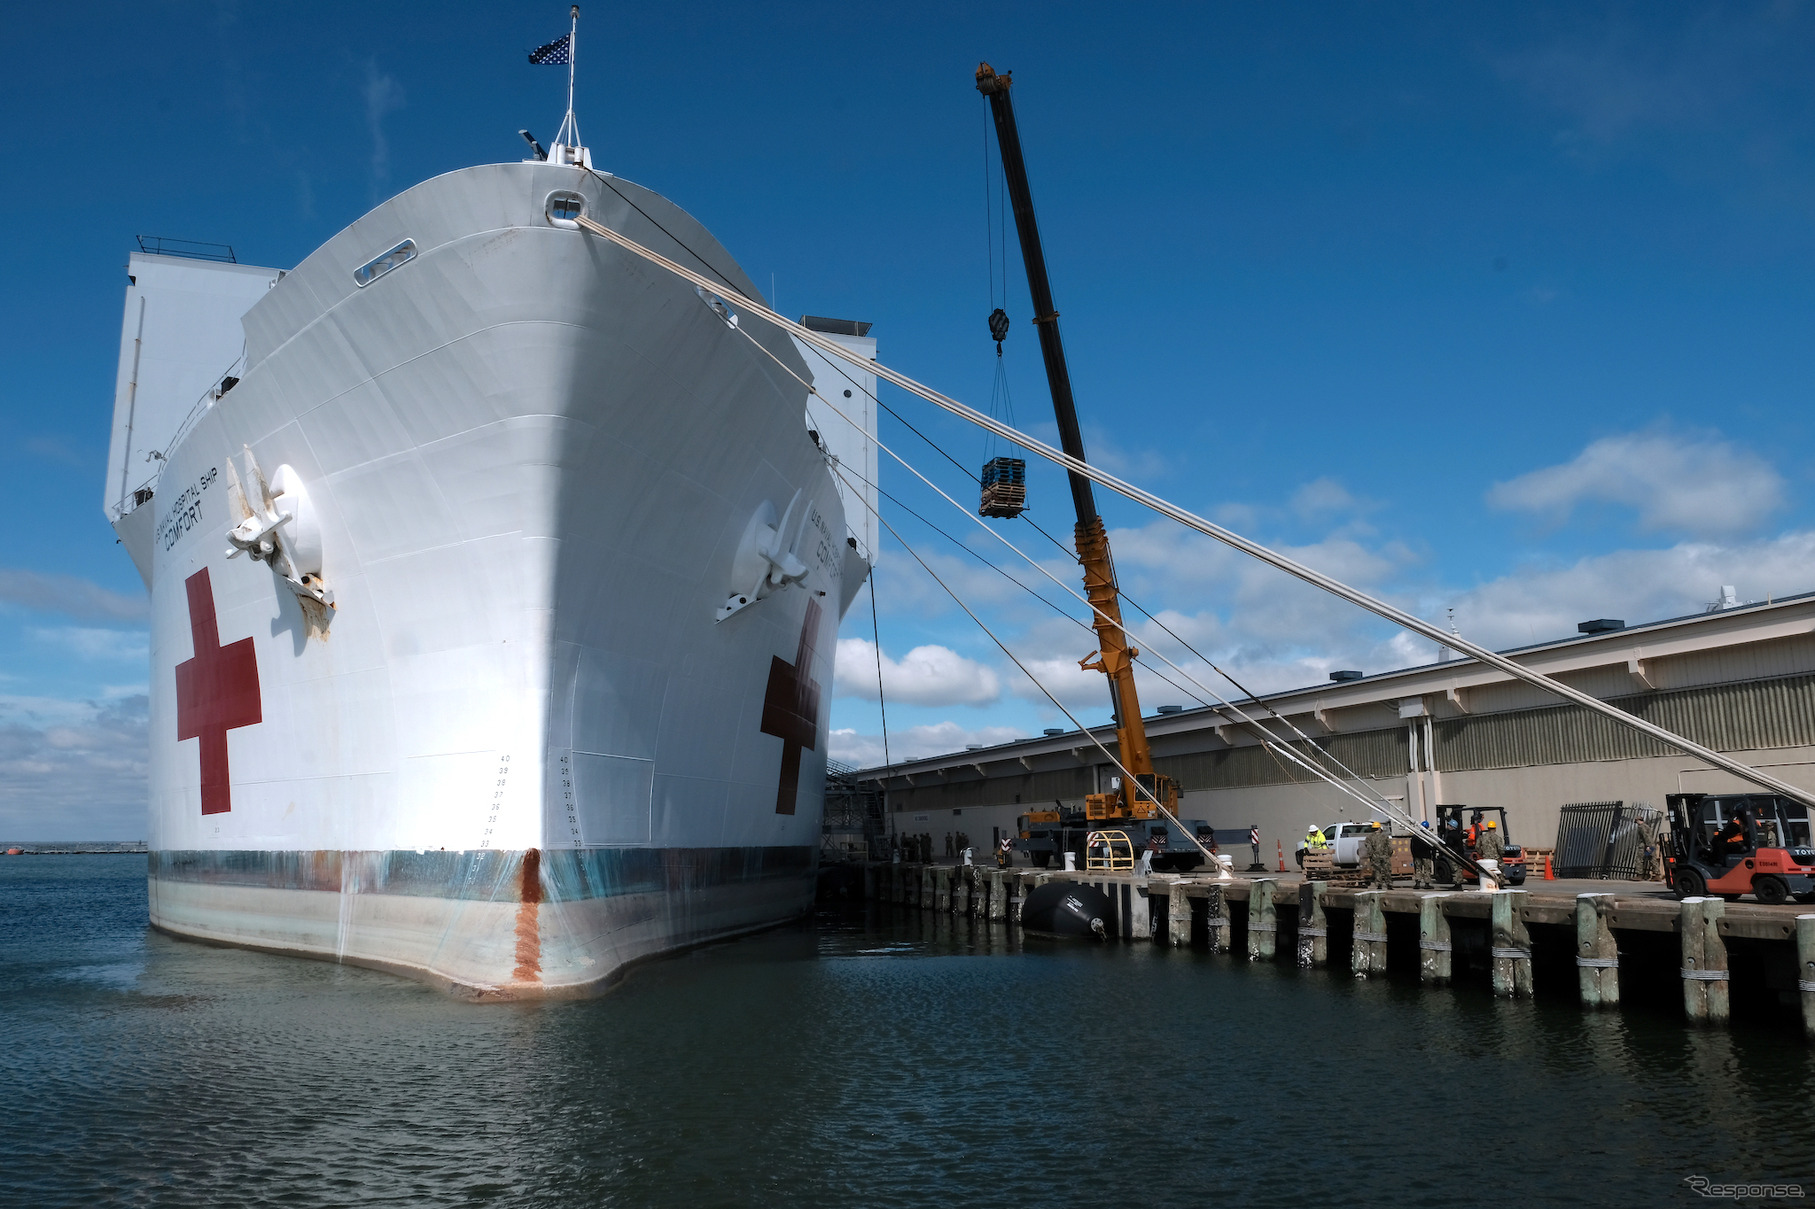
[1306,825,1329,850]
[997,834,1014,869]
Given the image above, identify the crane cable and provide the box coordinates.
[571,211,1815,815]
[785,334,1394,808]
[831,462,1226,875]
[735,322,1406,824]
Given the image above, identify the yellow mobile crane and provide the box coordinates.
[976,63,1180,829]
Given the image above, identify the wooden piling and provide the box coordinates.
[986,869,1007,920]
[1298,881,1328,966]
[1418,893,1452,985]
[1797,915,1815,1040]
[1248,879,1278,961]
[1491,889,1533,998]
[1575,893,1619,1009]
[920,864,934,911]
[1680,896,1730,1025]
[952,867,969,915]
[1167,880,1192,947]
[1204,883,1230,952]
[1352,890,1387,977]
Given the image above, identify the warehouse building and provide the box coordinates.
[859,592,1815,862]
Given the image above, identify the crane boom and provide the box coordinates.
[976,62,1175,824]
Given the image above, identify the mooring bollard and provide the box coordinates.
[1298,881,1328,967]
[1248,878,1278,961]
[1797,915,1815,1040]
[1168,880,1192,947]
[1491,889,1533,998]
[1204,884,1230,952]
[1352,891,1387,977]
[1418,893,1452,985]
[1576,893,1620,1009]
[1680,896,1730,1025]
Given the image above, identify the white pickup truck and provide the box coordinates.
[1294,821,1376,868]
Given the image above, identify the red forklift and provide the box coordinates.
[1664,792,1815,905]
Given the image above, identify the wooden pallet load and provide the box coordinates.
[1302,850,1373,888]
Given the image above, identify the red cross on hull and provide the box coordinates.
[759,598,823,816]
[174,567,262,816]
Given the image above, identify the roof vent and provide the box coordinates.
[1043,728,1064,736]
[1329,670,1364,682]
[1156,705,1184,715]
[1577,619,1624,635]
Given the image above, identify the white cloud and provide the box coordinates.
[0,694,147,840]
[1486,430,1785,538]
[1290,477,1369,520]
[833,637,1001,707]
[1446,532,1815,652]
[829,721,1028,768]
[0,568,147,621]
[29,626,149,662]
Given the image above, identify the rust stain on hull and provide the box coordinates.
[512,847,542,984]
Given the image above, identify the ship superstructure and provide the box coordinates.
[107,156,873,996]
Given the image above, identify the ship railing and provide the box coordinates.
[113,347,248,521]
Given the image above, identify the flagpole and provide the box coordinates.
[567,6,579,146]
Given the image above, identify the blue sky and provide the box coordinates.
[5,3,1815,835]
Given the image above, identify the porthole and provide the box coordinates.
[353,239,416,287]
[545,190,585,229]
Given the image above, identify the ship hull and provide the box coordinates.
[128,164,850,996]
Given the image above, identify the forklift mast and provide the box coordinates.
[976,62,1175,822]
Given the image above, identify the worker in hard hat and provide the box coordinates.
[1478,818,1505,862]
[1362,820,1393,889]
[1411,820,1438,889]
[1306,824,1328,850]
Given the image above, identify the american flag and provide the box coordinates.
[528,33,570,65]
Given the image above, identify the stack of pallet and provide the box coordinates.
[1302,850,1371,887]
[979,457,1027,518]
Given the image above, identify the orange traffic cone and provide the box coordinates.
[1544,854,1555,880]
[1277,841,1286,873]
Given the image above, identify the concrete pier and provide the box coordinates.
[861,862,1815,1039]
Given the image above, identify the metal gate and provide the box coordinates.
[1553,801,1656,879]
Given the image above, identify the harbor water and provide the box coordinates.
[4,854,1813,1207]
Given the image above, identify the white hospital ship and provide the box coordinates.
[104,136,877,997]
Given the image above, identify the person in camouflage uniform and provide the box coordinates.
[1635,813,1663,881]
[1477,818,1506,887]
[1410,821,1438,889]
[1362,821,1394,889]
